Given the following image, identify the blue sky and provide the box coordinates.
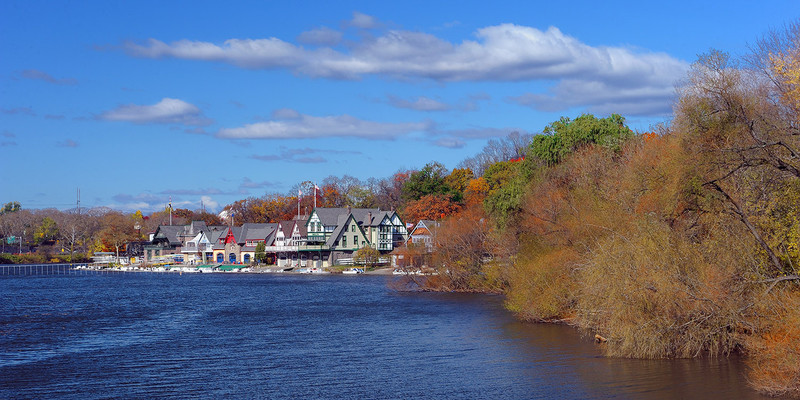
[2,1,797,213]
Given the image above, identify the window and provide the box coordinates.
[353,236,357,246]
[342,236,347,247]
[351,224,355,232]
[361,241,365,247]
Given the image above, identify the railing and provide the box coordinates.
[298,245,328,252]
[333,257,391,266]
[265,245,299,252]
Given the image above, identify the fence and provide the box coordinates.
[0,263,136,276]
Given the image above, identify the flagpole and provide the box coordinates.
[314,183,317,209]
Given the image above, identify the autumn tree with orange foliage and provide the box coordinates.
[464,177,489,206]
[403,194,462,223]
[427,204,504,293]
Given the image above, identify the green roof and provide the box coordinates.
[217,264,248,271]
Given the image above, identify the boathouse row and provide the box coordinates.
[142,207,409,268]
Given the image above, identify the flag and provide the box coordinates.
[314,184,320,191]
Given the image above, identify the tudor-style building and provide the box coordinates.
[301,207,408,267]
[268,216,307,268]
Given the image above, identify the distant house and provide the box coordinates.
[406,220,440,252]
[144,225,183,262]
[269,216,308,268]
[144,221,226,264]
[211,223,278,264]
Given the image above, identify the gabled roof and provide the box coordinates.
[264,225,278,246]
[278,220,295,236]
[311,207,389,227]
[234,223,278,243]
[325,213,370,247]
[153,225,183,245]
[205,226,227,244]
[180,221,208,237]
[325,214,350,247]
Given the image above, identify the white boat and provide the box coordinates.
[342,268,364,274]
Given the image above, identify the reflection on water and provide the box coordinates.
[0,273,765,399]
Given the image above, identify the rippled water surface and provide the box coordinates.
[0,271,765,399]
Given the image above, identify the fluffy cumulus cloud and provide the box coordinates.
[122,18,687,115]
[99,98,212,125]
[218,109,429,140]
[200,195,218,210]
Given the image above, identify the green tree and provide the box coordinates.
[1,201,21,215]
[254,241,266,264]
[531,114,634,165]
[353,246,381,269]
[34,216,59,244]
[401,162,454,202]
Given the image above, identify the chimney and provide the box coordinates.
[347,205,351,214]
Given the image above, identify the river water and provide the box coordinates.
[0,271,765,399]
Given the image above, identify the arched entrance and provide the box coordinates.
[229,253,236,263]
[216,253,223,263]
[243,254,251,264]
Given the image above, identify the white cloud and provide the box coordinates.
[434,137,466,149]
[200,196,218,210]
[109,192,223,212]
[218,109,429,139]
[349,11,379,29]
[297,26,343,46]
[387,95,451,111]
[509,78,676,116]
[121,22,688,116]
[99,98,212,125]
